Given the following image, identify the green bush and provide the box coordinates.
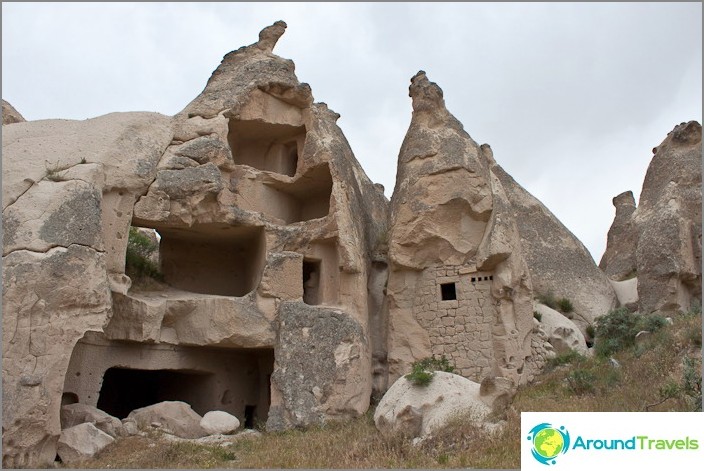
[536,292,558,310]
[547,350,585,368]
[536,292,574,316]
[556,298,574,314]
[125,227,163,281]
[533,311,542,322]
[566,368,596,395]
[406,355,456,386]
[593,308,668,357]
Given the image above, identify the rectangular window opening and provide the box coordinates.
[303,259,322,305]
[440,282,457,301]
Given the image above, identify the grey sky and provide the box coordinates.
[2,2,701,262]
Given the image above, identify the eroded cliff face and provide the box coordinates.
[601,121,702,314]
[491,164,618,333]
[2,112,174,468]
[2,21,388,467]
[385,72,542,390]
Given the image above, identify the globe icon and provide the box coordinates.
[533,428,564,459]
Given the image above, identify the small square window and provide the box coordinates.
[440,282,457,301]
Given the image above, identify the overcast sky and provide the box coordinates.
[2,2,702,262]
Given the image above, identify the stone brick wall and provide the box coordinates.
[412,264,495,381]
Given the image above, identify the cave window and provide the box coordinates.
[440,282,457,301]
[61,392,79,406]
[303,259,321,305]
[228,119,303,177]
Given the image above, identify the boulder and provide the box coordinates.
[127,401,207,439]
[266,302,369,431]
[57,423,114,464]
[534,303,588,355]
[121,418,139,436]
[200,411,240,435]
[374,371,492,439]
[60,403,123,438]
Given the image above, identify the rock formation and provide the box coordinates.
[2,21,387,467]
[600,121,702,314]
[491,165,618,333]
[384,72,540,389]
[2,99,25,124]
[3,19,695,469]
[599,191,638,279]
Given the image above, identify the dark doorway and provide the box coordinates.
[96,368,214,419]
[303,259,321,305]
[244,405,257,429]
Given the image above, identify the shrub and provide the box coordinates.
[585,324,596,339]
[406,355,456,386]
[125,227,163,281]
[556,298,574,314]
[682,357,702,411]
[536,292,574,316]
[533,311,542,322]
[593,308,668,357]
[547,349,585,369]
[536,292,558,310]
[566,368,596,395]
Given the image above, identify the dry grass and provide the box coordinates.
[64,309,700,469]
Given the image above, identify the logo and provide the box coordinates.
[527,423,571,465]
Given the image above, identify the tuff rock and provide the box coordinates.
[2,20,698,468]
[600,121,702,314]
[2,99,25,125]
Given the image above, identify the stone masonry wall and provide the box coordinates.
[411,264,495,381]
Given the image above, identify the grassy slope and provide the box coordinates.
[67,309,701,469]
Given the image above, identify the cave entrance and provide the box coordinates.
[67,334,276,424]
[261,163,334,224]
[228,119,304,177]
[155,224,266,297]
[96,368,214,419]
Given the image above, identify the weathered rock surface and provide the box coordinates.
[374,372,492,439]
[1,112,172,468]
[534,303,588,355]
[609,277,639,311]
[386,71,541,389]
[127,401,207,439]
[2,99,25,124]
[56,423,114,464]
[200,411,240,435]
[601,121,702,314]
[599,191,638,279]
[198,411,238,435]
[491,164,618,331]
[60,403,123,438]
[267,302,369,431]
[2,21,388,468]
